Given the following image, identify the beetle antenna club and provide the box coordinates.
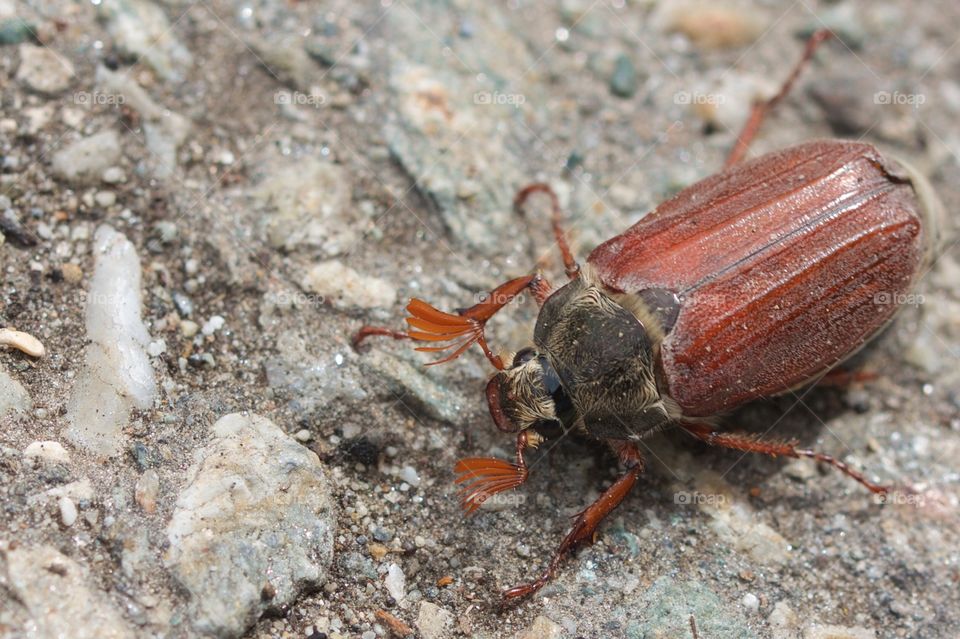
[353,28,940,600]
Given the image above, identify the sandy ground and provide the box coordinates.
[1,1,959,638]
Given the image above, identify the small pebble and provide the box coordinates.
[202,315,225,336]
[610,54,638,98]
[59,496,78,527]
[61,263,83,284]
[101,167,127,184]
[666,4,765,50]
[742,592,760,614]
[0,328,45,358]
[23,441,70,464]
[135,470,160,514]
[180,320,200,337]
[294,429,312,442]
[384,563,405,602]
[94,191,117,207]
[399,465,420,488]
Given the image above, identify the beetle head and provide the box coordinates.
[485,347,572,434]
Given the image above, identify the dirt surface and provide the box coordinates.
[1,1,959,638]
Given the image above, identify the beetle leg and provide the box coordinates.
[725,29,834,168]
[407,274,552,369]
[351,326,410,350]
[678,422,889,495]
[503,442,644,600]
[454,429,540,513]
[816,367,878,388]
[514,183,580,280]
[353,274,553,368]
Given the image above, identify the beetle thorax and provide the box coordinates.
[529,276,675,441]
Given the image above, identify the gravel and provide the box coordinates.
[1,1,958,638]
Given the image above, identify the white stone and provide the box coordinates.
[415,601,453,639]
[3,545,135,638]
[301,261,396,310]
[0,366,31,416]
[23,441,71,464]
[59,496,78,526]
[805,625,876,639]
[66,226,156,456]
[45,478,95,502]
[201,315,225,336]
[16,44,74,95]
[384,563,405,602]
[165,413,335,636]
[51,130,122,185]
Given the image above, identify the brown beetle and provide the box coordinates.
[355,30,944,599]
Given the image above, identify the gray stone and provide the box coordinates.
[262,329,368,418]
[96,66,190,179]
[2,545,135,639]
[359,349,472,425]
[165,413,336,637]
[0,365,31,416]
[610,54,638,98]
[517,615,564,639]
[16,43,74,95]
[300,260,396,310]
[252,158,358,254]
[51,130,123,185]
[0,17,38,45]
[416,601,454,639]
[624,577,755,639]
[97,0,192,82]
[381,2,541,254]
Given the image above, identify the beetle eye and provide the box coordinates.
[512,347,536,368]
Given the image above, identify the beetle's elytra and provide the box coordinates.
[354,30,944,600]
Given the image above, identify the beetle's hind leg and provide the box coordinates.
[679,422,890,495]
[502,442,644,600]
[514,183,580,280]
[725,29,834,167]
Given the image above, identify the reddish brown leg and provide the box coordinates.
[679,422,889,495]
[816,367,878,388]
[454,429,540,513]
[503,442,644,599]
[351,326,410,350]
[725,29,834,167]
[514,183,580,279]
[353,273,552,369]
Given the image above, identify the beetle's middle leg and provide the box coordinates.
[725,29,834,167]
[502,441,644,600]
[678,422,890,495]
[514,183,580,280]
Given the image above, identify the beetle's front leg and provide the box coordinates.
[354,273,552,369]
[503,442,645,600]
